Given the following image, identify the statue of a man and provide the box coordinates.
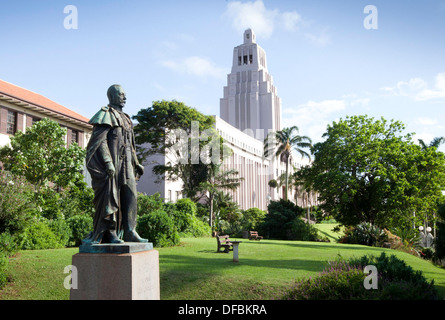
[83,84,147,244]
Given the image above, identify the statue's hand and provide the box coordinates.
[105,162,115,178]
[136,164,144,176]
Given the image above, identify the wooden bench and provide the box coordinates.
[216,235,233,253]
[249,231,263,240]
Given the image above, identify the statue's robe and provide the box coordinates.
[83,105,141,244]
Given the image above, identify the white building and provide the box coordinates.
[138,29,309,211]
[0,79,91,150]
[220,29,281,141]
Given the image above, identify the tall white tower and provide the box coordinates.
[220,29,282,141]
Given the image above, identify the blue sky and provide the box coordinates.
[1,0,445,150]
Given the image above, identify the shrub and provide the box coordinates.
[0,232,20,257]
[289,218,321,241]
[282,252,438,300]
[349,252,437,299]
[66,215,93,247]
[59,182,95,219]
[241,208,266,231]
[182,216,212,237]
[435,202,445,260]
[47,218,71,247]
[339,222,388,247]
[0,172,36,236]
[0,253,9,290]
[169,200,194,233]
[282,260,367,300]
[175,198,197,216]
[137,193,165,216]
[136,210,180,247]
[261,199,304,239]
[0,232,19,290]
[18,219,66,250]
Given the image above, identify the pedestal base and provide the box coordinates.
[70,245,159,300]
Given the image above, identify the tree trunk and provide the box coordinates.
[285,157,289,201]
[209,192,214,229]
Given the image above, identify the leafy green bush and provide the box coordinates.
[66,215,93,246]
[18,219,66,250]
[260,199,304,239]
[168,201,194,233]
[241,207,266,231]
[339,222,388,247]
[137,193,165,216]
[175,198,197,216]
[0,172,36,236]
[181,216,211,237]
[282,264,367,300]
[136,210,180,247]
[289,219,321,241]
[59,182,95,219]
[0,253,9,290]
[435,202,445,261]
[282,252,438,300]
[0,232,19,290]
[47,218,71,247]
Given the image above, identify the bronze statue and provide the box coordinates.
[83,85,147,244]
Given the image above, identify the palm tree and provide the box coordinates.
[199,163,243,231]
[418,137,445,150]
[264,126,312,201]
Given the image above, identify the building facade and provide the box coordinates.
[0,79,92,177]
[138,29,309,211]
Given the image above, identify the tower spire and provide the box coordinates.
[244,28,256,44]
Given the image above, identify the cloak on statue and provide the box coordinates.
[83,105,142,244]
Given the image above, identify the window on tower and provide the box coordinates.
[249,54,253,64]
[238,56,242,65]
[243,55,248,64]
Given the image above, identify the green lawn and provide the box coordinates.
[314,223,344,242]
[2,234,445,300]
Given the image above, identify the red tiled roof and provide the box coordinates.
[0,79,89,123]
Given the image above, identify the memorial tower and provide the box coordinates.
[220,29,282,141]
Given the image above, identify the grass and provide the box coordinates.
[314,223,344,242]
[2,233,445,300]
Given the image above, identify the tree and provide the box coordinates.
[418,137,445,150]
[199,163,243,229]
[264,126,312,200]
[132,100,221,200]
[261,199,304,239]
[300,115,445,229]
[0,118,86,193]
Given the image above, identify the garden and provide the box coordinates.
[2,115,445,300]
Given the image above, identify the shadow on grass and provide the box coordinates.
[246,239,368,251]
[160,253,328,276]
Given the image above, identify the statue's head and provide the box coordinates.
[107,84,126,109]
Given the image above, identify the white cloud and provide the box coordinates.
[282,99,345,142]
[160,56,227,80]
[223,0,304,39]
[281,11,302,32]
[223,0,278,38]
[304,29,331,47]
[382,73,445,101]
[417,117,437,126]
[282,95,371,143]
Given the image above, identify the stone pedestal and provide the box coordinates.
[70,243,160,300]
[232,241,242,263]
